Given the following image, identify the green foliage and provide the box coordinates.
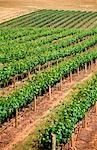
[0,28,77,63]
[0,28,97,85]
[0,46,97,123]
[39,74,97,149]
[0,10,97,29]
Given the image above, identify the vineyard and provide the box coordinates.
[1,7,97,150]
[0,26,97,149]
[0,10,97,28]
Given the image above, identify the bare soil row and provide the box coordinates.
[0,0,97,23]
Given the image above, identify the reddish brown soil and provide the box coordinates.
[75,107,97,150]
[60,106,97,150]
[0,63,96,150]
[0,0,97,23]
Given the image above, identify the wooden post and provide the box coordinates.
[6,81,8,88]
[49,85,51,100]
[2,82,5,95]
[52,133,56,150]
[50,61,52,67]
[28,71,32,81]
[82,115,86,129]
[95,59,97,67]
[95,101,97,114]
[70,72,73,83]
[57,60,58,66]
[2,88,5,95]
[15,109,18,128]
[12,82,14,89]
[38,65,41,72]
[13,77,16,88]
[16,76,18,83]
[42,96,45,110]
[85,63,87,74]
[60,77,62,90]
[42,65,44,71]
[48,62,50,68]
[0,121,1,128]
[91,60,93,70]
[71,133,75,148]
[89,61,91,70]
[77,67,80,77]
[34,96,36,111]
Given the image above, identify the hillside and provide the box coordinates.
[0,0,97,23]
[1,1,97,149]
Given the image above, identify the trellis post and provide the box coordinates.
[52,133,56,150]
[34,96,36,111]
[49,85,51,100]
[82,115,86,129]
[15,109,18,128]
[28,71,32,81]
[77,67,80,77]
[48,62,50,68]
[85,63,87,74]
[57,60,58,66]
[38,65,41,72]
[71,133,75,148]
[96,101,97,114]
[96,59,97,67]
[70,72,73,83]
[91,60,93,70]
[60,77,62,90]
[13,76,16,88]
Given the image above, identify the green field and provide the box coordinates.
[0,10,97,28]
[1,9,97,150]
[14,72,97,150]
[0,27,97,123]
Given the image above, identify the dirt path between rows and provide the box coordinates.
[75,107,97,150]
[0,64,96,150]
[61,103,97,150]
